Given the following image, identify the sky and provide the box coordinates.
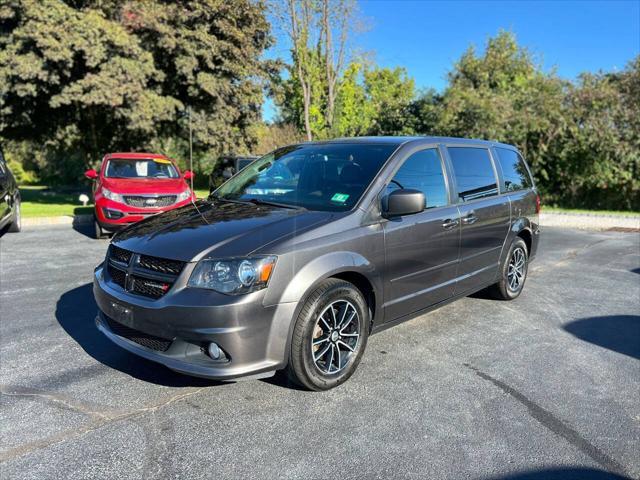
[263,0,640,121]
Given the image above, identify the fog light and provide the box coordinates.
[103,208,124,219]
[208,342,221,360]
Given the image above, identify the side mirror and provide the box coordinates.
[84,169,98,180]
[183,170,194,180]
[382,189,425,217]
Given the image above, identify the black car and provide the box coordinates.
[208,155,258,191]
[94,137,540,390]
[0,147,21,233]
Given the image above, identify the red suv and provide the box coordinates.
[85,153,196,239]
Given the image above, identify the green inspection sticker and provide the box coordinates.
[331,193,350,203]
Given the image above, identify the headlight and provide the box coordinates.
[101,187,124,203]
[188,256,277,295]
[176,188,192,202]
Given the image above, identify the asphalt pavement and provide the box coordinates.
[0,225,638,480]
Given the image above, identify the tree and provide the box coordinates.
[436,31,568,199]
[253,122,305,154]
[559,58,640,209]
[363,66,415,135]
[332,62,371,136]
[271,0,357,140]
[0,0,275,183]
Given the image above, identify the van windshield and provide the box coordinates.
[213,144,397,212]
[105,159,179,179]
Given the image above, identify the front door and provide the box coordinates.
[445,146,511,294]
[383,147,460,322]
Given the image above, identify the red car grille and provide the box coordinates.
[123,195,177,208]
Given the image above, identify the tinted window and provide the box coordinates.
[238,159,253,170]
[215,143,397,212]
[448,147,498,202]
[105,158,179,179]
[495,148,532,191]
[387,149,448,208]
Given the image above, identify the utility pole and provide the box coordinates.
[188,106,193,192]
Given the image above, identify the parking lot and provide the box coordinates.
[0,225,638,479]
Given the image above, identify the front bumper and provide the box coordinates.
[95,197,195,231]
[93,264,297,380]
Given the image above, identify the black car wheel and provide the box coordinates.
[287,278,369,391]
[489,237,529,300]
[8,197,21,232]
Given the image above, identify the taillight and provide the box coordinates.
[535,194,541,214]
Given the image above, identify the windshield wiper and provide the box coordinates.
[209,194,246,205]
[210,194,305,211]
[247,198,306,211]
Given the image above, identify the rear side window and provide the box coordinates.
[388,148,448,208]
[495,147,533,191]
[447,147,498,202]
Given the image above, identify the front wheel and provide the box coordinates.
[94,218,108,239]
[287,279,369,391]
[489,237,529,300]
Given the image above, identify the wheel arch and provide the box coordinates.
[516,228,532,255]
[272,251,382,367]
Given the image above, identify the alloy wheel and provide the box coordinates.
[507,247,526,292]
[311,300,360,374]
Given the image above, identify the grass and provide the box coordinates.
[543,206,640,217]
[20,185,212,218]
[20,186,94,218]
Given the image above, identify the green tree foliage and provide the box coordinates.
[558,60,639,209]
[332,62,371,136]
[436,31,568,194]
[362,66,415,135]
[0,0,275,183]
[329,63,416,137]
[431,31,638,209]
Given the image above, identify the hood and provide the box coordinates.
[112,200,334,262]
[101,177,189,194]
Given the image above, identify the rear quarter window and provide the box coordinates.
[447,147,499,202]
[495,147,533,192]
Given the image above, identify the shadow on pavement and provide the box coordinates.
[72,221,97,240]
[55,283,222,387]
[483,467,631,480]
[564,315,640,360]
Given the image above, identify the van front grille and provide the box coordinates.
[105,246,186,300]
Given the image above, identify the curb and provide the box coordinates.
[23,214,93,227]
[540,212,640,231]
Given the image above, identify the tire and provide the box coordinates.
[489,237,529,300]
[8,197,21,233]
[94,218,107,239]
[287,278,369,391]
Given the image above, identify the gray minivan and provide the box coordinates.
[94,137,540,390]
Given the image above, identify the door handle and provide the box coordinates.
[461,214,478,225]
[442,218,459,230]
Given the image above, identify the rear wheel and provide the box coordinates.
[489,237,528,300]
[8,197,21,232]
[287,279,369,391]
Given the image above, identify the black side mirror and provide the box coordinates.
[382,189,426,217]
